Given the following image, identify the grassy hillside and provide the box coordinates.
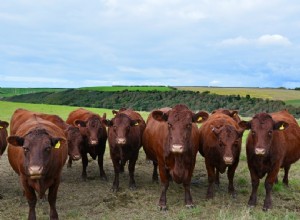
[0,101,299,219]
[79,86,175,92]
[0,87,67,98]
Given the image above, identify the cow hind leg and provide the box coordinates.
[152,161,159,183]
[81,153,88,181]
[67,156,72,168]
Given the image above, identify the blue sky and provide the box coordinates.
[0,0,300,88]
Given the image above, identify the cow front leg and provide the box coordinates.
[205,160,215,199]
[128,157,138,190]
[158,166,169,210]
[67,156,72,168]
[81,153,88,181]
[24,186,37,220]
[248,169,259,207]
[98,154,107,180]
[183,182,194,208]
[227,162,238,198]
[48,181,59,220]
[263,168,279,211]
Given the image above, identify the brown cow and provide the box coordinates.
[0,120,9,157]
[66,108,108,180]
[7,111,68,220]
[12,108,82,164]
[199,111,245,199]
[143,104,208,210]
[104,108,146,191]
[239,110,300,211]
[211,108,241,123]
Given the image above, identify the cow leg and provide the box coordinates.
[128,156,138,190]
[215,170,220,187]
[283,164,291,186]
[205,160,215,199]
[25,187,37,220]
[227,162,238,198]
[158,166,169,210]
[67,156,72,168]
[98,154,107,180]
[111,157,120,192]
[248,169,259,207]
[263,168,279,211]
[48,182,59,220]
[183,182,194,208]
[152,161,159,183]
[81,153,88,181]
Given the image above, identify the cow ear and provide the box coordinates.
[74,119,86,127]
[51,137,64,149]
[130,119,141,126]
[0,121,9,129]
[152,111,168,122]
[103,119,113,127]
[230,110,239,118]
[7,136,24,147]
[112,110,118,116]
[239,121,251,130]
[193,111,209,123]
[274,121,289,131]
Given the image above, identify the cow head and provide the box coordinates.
[7,128,64,179]
[74,114,106,146]
[152,105,209,154]
[0,120,9,156]
[104,113,140,145]
[211,125,244,165]
[65,126,82,160]
[239,112,289,156]
[212,109,241,123]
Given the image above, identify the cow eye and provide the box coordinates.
[268,130,273,136]
[23,147,29,153]
[252,131,256,136]
[186,123,192,129]
[127,126,130,130]
[45,147,51,152]
[168,123,172,128]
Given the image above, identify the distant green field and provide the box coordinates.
[285,99,300,107]
[0,88,67,98]
[79,86,174,92]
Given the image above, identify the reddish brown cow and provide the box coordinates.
[7,110,68,220]
[12,108,82,164]
[199,111,245,199]
[66,108,108,180]
[239,110,300,211]
[143,104,208,210]
[0,120,9,157]
[211,108,241,123]
[104,108,146,191]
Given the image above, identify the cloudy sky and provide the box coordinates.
[1,0,300,88]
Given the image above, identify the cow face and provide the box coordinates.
[65,126,82,160]
[104,114,140,145]
[211,125,244,165]
[74,115,104,146]
[152,107,208,154]
[7,129,63,179]
[239,113,289,156]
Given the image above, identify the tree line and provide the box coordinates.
[2,89,300,118]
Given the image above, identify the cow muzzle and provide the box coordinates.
[223,156,233,165]
[89,139,98,145]
[255,148,266,155]
[171,144,184,153]
[116,138,126,145]
[28,166,43,179]
[72,155,81,161]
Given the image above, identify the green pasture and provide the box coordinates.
[0,88,66,98]
[79,86,174,92]
[177,86,300,103]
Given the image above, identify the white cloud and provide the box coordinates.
[257,34,291,46]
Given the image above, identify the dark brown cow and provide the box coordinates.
[143,104,208,210]
[66,108,108,180]
[199,111,245,199]
[239,110,300,211]
[7,110,68,220]
[12,108,82,164]
[104,108,146,191]
[211,108,241,123]
[0,120,9,157]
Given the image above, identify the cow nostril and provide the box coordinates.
[28,166,43,179]
[255,148,266,155]
[72,155,81,160]
[90,140,98,145]
[171,144,184,153]
[116,138,126,145]
[223,157,233,164]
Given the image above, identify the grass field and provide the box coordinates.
[0,101,300,219]
[176,87,300,105]
[0,88,67,98]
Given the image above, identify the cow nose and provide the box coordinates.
[255,148,266,155]
[72,155,81,160]
[28,166,43,179]
[171,144,184,153]
[223,157,233,165]
[90,140,98,145]
[116,138,126,145]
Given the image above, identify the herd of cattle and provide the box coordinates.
[0,104,300,220]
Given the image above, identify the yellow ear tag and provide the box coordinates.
[55,141,61,149]
[279,124,285,130]
[197,117,203,122]
[0,126,3,129]
[134,122,139,126]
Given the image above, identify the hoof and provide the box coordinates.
[111,187,119,193]
[129,185,137,191]
[159,205,167,211]
[185,204,195,209]
[262,207,269,212]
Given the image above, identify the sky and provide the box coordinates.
[0,0,300,88]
